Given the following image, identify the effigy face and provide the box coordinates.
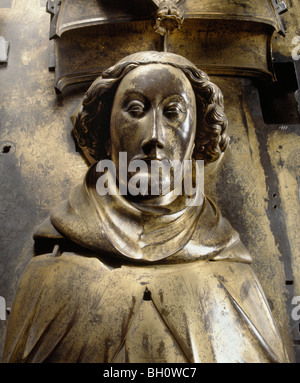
[110,63,196,197]
[2,51,290,363]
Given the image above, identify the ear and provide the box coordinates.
[105,139,111,157]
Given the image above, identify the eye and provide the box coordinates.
[163,102,185,120]
[126,100,145,118]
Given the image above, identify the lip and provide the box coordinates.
[131,155,171,164]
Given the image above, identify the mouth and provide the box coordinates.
[131,155,171,165]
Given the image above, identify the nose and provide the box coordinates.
[141,110,164,155]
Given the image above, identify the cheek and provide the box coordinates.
[111,112,131,148]
[181,111,196,146]
[167,115,195,150]
[111,114,144,159]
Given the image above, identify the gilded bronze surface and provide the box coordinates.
[0,0,299,364]
[2,51,290,363]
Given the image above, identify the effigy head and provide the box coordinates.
[72,51,229,169]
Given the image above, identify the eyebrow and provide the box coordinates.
[122,90,146,100]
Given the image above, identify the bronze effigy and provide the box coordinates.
[2,51,289,363]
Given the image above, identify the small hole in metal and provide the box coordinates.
[143,288,151,301]
[2,145,11,153]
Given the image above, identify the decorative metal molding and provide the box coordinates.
[271,0,288,36]
[272,0,288,15]
[153,0,185,36]
[52,0,158,37]
[53,0,285,38]
[46,0,61,40]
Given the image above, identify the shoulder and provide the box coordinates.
[20,252,109,290]
[3,253,111,362]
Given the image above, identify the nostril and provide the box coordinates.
[142,140,155,155]
[142,138,164,155]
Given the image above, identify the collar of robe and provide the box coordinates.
[84,162,205,262]
[44,162,252,264]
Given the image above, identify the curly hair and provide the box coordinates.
[72,53,229,165]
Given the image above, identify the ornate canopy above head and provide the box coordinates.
[47,0,288,92]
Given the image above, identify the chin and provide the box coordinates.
[129,171,174,196]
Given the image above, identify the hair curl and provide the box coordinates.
[73,59,229,165]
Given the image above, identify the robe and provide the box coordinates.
[2,164,289,363]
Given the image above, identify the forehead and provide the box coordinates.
[115,63,194,99]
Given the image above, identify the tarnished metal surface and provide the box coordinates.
[51,0,285,91]
[0,0,88,361]
[53,19,277,92]
[54,0,283,37]
[54,0,157,36]
[0,0,299,363]
[53,21,162,91]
